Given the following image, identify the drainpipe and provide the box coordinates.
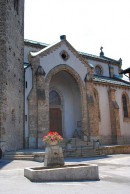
[23,62,31,149]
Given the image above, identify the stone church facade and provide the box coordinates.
[0,1,130,152]
[24,36,130,149]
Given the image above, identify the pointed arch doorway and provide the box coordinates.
[48,69,82,139]
[49,90,63,136]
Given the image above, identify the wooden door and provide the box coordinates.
[49,108,62,136]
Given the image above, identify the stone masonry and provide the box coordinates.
[0,0,24,151]
[85,69,99,140]
[108,87,121,144]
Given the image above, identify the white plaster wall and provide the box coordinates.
[95,85,111,136]
[115,88,130,136]
[96,84,130,137]
[40,44,88,82]
[111,64,119,76]
[50,71,81,138]
[24,66,32,139]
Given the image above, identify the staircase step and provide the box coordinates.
[3,150,45,161]
[3,154,34,160]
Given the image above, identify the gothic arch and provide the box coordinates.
[122,92,130,119]
[45,64,87,132]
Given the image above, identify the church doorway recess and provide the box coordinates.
[48,68,83,139]
[49,90,63,136]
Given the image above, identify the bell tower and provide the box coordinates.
[0,0,24,151]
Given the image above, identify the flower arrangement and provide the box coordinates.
[43,131,63,144]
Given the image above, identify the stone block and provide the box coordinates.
[24,164,99,182]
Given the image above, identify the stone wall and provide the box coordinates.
[108,88,121,144]
[0,1,24,151]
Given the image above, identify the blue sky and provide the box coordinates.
[24,0,130,70]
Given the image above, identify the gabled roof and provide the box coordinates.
[29,37,93,70]
[25,38,121,66]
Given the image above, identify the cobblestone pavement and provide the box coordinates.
[0,154,130,194]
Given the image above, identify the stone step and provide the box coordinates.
[63,147,105,158]
[3,150,45,161]
[3,154,34,161]
[61,138,92,148]
[3,147,104,161]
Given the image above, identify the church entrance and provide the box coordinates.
[49,70,82,139]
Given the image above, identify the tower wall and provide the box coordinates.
[0,0,24,151]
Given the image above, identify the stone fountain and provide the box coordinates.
[24,143,99,182]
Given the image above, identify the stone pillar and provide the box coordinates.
[44,145,64,167]
[28,61,38,148]
[85,71,99,141]
[28,58,49,148]
[108,88,121,144]
[36,66,49,148]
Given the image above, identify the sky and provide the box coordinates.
[24,0,130,70]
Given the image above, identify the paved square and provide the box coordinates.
[0,154,130,194]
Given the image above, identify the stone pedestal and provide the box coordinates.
[44,145,64,167]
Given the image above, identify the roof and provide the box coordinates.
[24,39,49,48]
[79,51,121,65]
[93,75,130,87]
[29,37,93,71]
[30,39,61,57]
[24,38,121,66]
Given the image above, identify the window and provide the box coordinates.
[49,90,61,106]
[122,94,128,118]
[60,50,69,61]
[95,65,103,76]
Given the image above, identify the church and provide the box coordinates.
[0,1,130,152]
[24,35,130,149]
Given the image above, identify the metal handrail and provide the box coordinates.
[73,129,89,142]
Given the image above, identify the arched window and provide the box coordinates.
[95,65,103,76]
[122,94,128,118]
[49,90,61,106]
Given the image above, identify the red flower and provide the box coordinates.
[43,131,63,144]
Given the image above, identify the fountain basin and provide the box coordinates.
[24,164,99,182]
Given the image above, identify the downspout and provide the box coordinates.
[23,62,30,149]
[23,66,25,149]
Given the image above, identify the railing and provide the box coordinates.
[63,131,130,152]
[73,129,89,143]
